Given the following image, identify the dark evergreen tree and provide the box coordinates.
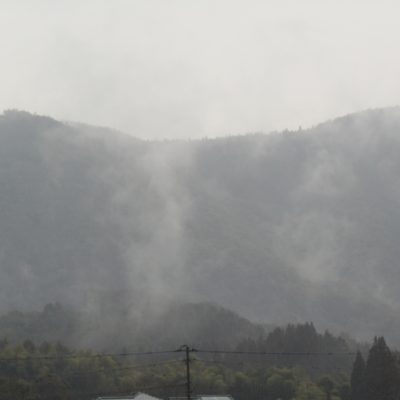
[318,375,334,400]
[364,337,399,400]
[339,384,351,400]
[350,351,366,400]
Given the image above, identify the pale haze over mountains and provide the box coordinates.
[1,108,400,344]
[2,1,400,139]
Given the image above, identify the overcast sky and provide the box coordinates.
[1,0,399,139]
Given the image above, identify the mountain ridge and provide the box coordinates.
[1,108,400,344]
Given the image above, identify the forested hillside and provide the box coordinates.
[0,302,263,351]
[0,320,367,400]
[1,109,400,344]
[0,338,352,400]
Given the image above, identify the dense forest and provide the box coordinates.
[0,301,374,399]
[0,338,339,400]
[0,333,394,400]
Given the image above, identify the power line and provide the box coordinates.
[0,346,358,363]
[0,349,179,362]
[195,349,357,356]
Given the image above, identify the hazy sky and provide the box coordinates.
[1,0,400,139]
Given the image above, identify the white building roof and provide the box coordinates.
[197,396,233,400]
[97,392,162,400]
[133,393,163,400]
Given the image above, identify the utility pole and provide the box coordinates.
[178,345,195,400]
[185,345,192,400]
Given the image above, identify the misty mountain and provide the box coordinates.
[0,301,264,351]
[1,108,400,345]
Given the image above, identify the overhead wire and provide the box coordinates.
[0,349,179,362]
[0,346,358,363]
[194,349,357,356]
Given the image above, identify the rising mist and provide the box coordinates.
[0,108,400,345]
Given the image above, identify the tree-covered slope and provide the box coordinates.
[0,302,263,351]
[1,108,400,344]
